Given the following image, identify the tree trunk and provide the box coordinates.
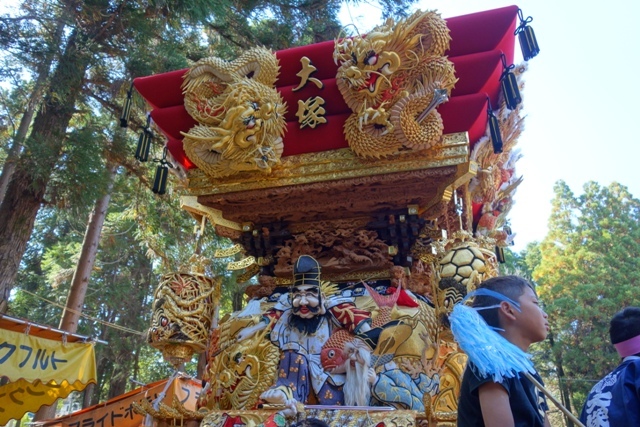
[82,383,95,409]
[197,352,207,379]
[549,334,574,427]
[59,164,117,332]
[64,163,116,410]
[0,29,89,313]
[557,367,574,427]
[10,30,91,421]
[34,403,57,423]
[108,369,127,399]
[0,111,31,205]
[0,18,65,205]
[34,165,116,420]
[232,270,245,312]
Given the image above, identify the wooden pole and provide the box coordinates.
[523,372,586,427]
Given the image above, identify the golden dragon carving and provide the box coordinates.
[334,10,457,158]
[181,47,287,178]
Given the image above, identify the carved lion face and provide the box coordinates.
[147,297,189,345]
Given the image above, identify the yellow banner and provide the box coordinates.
[39,377,202,427]
[0,327,96,384]
[0,328,97,424]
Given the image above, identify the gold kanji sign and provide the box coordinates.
[292,56,323,91]
[296,97,327,129]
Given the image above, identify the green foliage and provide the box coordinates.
[124,27,209,77]
[498,243,538,280]
[532,180,640,412]
[0,85,28,146]
[135,345,176,384]
[47,130,112,210]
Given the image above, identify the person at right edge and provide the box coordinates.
[456,275,551,427]
[580,306,640,426]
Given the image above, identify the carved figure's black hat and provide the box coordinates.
[292,255,321,288]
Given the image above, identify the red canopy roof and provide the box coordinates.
[133,5,519,171]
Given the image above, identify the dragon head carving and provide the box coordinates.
[182,47,287,178]
[147,272,220,367]
[334,10,458,158]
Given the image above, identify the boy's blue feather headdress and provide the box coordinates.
[450,288,535,383]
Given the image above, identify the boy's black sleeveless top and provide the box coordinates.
[456,362,549,427]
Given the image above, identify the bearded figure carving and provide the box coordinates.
[342,340,377,406]
[234,255,373,413]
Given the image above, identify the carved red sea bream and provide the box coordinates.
[320,284,404,373]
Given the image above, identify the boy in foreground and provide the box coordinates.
[456,275,551,427]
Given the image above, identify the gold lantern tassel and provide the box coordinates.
[152,146,174,195]
[515,9,540,61]
[135,114,153,162]
[500,53,521,110]
[120,82,134,128]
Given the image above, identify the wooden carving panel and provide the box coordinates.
[198,166,458,224]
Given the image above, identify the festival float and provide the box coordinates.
[123,4,539,427]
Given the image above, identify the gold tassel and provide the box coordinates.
[120,82,133,128]
[500,53,521,110]
[152,146,174,195]
[516,9,540,61]
[487,99,503,154]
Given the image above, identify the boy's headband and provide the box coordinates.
[462,288,521,332]
[464,288,522,310]
[614,334,640,358]
[449,292,534,382]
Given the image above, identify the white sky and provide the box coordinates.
[340,0,640,251]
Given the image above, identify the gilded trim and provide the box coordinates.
[180,196,242,231]
[186,132,469,195]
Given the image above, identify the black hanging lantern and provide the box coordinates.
[515,9,540,61]
[487,98,503,154]
[120,82,134,128]
[135,114,153,162]
[500,53,521,110]
[495,246,506,263]
[152,164,169,195]
[152,146,174,195]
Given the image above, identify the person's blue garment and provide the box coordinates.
[580,356,640,427]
